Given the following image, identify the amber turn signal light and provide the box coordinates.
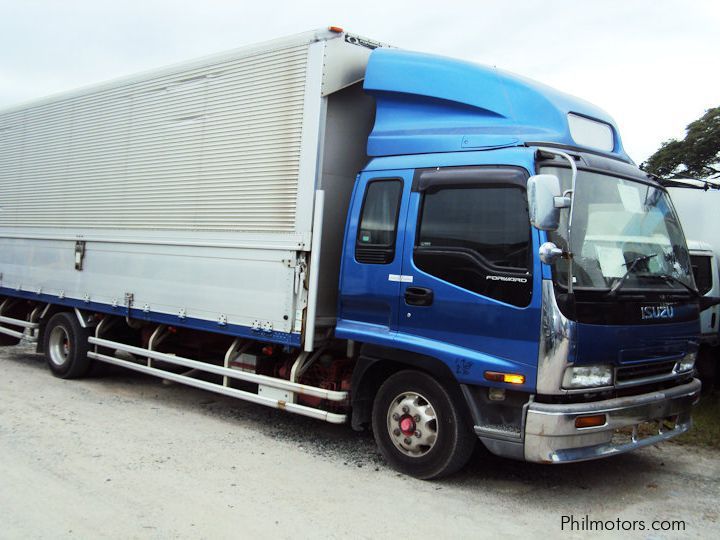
[484,371,525,385]
[575,414,607,429]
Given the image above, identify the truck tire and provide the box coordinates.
[371,370,475,479]
[43,312,92,379]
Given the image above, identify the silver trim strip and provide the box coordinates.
[88,336,348,402]
[88,350,347,424]
[0,233,302,251]
[0,326,25,339]
[303,190,324,352]
[0,315,39,329]
[474,425,522,441]
[0,313,39,342]
[537,279,576,394]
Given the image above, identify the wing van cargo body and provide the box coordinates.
[0,30,376,352]
[0,28,706,478]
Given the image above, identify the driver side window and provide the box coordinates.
[414,185,532,307]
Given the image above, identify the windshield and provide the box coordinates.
[543,166,694,291]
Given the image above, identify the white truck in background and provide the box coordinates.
[667,179,720,386]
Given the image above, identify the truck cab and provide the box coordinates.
[336,48,702,475]
[687,241,720,347]
[665,182,720,388]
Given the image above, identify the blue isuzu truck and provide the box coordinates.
[0,29,708,478]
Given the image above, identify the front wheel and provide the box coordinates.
[371,370,475,479]
[43,312,91,379]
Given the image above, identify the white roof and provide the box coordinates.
[687,240,714,252]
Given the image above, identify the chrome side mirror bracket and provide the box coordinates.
[539,242,564,265]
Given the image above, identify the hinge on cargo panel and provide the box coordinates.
[124,293,143,328]
[294,254,307,295]
[74,241,86,271]
[251,320,273,333]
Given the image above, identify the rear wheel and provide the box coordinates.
[43,312,91,379]
[371,370,475,479]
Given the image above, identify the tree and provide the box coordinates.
[642,106,720,179]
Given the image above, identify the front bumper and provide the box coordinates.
[523,378,701,463]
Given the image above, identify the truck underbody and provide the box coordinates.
[0,293,701,474]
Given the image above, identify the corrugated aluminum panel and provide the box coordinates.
[0,45,310,232]
[0,30,381,344]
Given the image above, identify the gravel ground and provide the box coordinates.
[1,343,719,539]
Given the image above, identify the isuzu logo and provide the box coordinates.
[640,305,675,320]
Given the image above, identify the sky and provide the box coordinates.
[0,0,718,165]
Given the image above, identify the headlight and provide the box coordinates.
[562,365,613,389]
[674,352,697,374]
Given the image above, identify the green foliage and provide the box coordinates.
[642,106,720,179]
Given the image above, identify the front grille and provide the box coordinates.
[616,360,676,384]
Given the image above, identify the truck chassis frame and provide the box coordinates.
[0,298,348,424]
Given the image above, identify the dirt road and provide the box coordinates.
[1,344,718,539]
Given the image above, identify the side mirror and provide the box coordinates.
[699,296,720,312]
[527,174,569,231]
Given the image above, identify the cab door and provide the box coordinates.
[336,170,412,342]
[395,166,542,386]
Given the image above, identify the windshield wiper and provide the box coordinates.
[606,254,657,297]
[652,273,699,296]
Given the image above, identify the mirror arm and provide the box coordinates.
[539,242,567,265]
[553,195,571,209]
[534,147,578,294]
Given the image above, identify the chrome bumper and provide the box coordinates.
[523,378,701,463]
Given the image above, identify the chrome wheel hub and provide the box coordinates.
[48,326,71,367]
[386,391,438,457]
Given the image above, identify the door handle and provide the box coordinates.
[404,286,434,306]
